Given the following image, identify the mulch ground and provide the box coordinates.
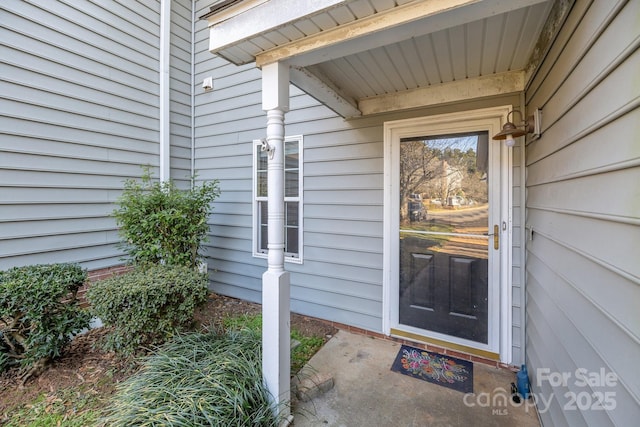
[0,293,338,423]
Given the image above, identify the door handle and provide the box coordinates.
[484,225,500,250]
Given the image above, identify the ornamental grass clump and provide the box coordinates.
[113,168,219,268]
[86,265,208,355]
[0,264,90,378]
[102,329,280,427]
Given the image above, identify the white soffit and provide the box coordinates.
[207,0,349,62]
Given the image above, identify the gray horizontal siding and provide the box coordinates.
[525,0,640,425]
[194,0,385,331]
[0,0,163,270]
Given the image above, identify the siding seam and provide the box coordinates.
[527,205,640,227]
[0,57,156,105]
[8,2,159,59]
[527,255,640,410]
[58,0,159,38]
[304,244,381,254]
[0,163,154,176]
[526,156,640,187]
[527,96,640,166]
[0,215,105,223]
[1,23,158,81]
[530,228,640,299]
[0,97,157,131]
[1,228,115,241]
[0,77,158,119]
[3,241,120,259]
[293,285,381,304]
[526,283,624,425]
[1,114,158,142]
[291,295,381,319]
[525,308,578,426]
[541,24,640,130]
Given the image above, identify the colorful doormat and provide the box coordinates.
[391,345,473,393]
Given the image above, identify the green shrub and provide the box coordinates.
[0,264,90,375]
[113,167,220,268]
[102,329,280,427]
[86,265,208,354]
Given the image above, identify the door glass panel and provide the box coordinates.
[399,132,489,343]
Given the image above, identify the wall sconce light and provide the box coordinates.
[202,76,213,91]
[492,110,537,147]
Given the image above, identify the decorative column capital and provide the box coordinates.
[262,61,290,112]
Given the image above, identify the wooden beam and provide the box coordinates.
[358,71,525,116]
[290,66,361,118]
[207,0,347,54]
[256,0,550,67]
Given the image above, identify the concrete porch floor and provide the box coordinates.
[292,330,541,427]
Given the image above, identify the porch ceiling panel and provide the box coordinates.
[205,0,556,117]
[312,3,552,100]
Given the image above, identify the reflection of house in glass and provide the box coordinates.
[434,159,463,207]
[413,133,488,210]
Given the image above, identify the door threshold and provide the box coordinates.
[390,328,499,361]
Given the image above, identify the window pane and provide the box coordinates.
[285,139,299,198]
[257,171,268,197]
[286,202,298,226]
[285,140,298,169]
[285,170,298,197]
[257,145,268,197]
[286,227,298,254]
[258,146,268,170]
[260,225,268,251]
[258,200,269,225]
[259,201,268,251]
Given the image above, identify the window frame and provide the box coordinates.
[252,135,304,263]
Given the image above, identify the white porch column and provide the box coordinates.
[261,61,291,422]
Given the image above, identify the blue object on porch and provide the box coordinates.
[390,344,473,393]
[517,364,530,399]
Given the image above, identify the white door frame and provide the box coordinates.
[382,105,513,363]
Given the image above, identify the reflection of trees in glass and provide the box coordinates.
[400,134,487,222]
[400,140,438,220]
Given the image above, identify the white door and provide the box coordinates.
[383,107,513,360]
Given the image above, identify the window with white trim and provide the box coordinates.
[253,135,303,263]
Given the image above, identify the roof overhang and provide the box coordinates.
[204,0,572,118]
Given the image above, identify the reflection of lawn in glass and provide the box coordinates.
[400,224,453,251]
[400,222,453,235]
[400,223,488,259]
